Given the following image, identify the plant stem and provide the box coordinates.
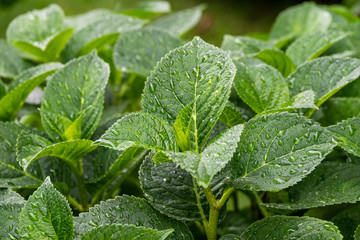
[203,187,235,240]
[70,159,89,211]
[67,195,84,212]
[252,191,270,217]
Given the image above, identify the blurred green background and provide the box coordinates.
[1,0,359,45]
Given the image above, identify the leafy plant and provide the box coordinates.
[1,1,360,239]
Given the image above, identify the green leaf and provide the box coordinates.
[164,124,243,188]
[139,153,226,220]
[81,224,173,240]
[95,112,177,152]
[328,117,360,157]
[65,9,114,31]
[219,234,241,240]
[286,30,350,66]
[122,1,171,19]
[233,58,290,113]
[16,132,96,170]
[18,177,73,240]
[263,161,360,210]
[219,104,245,127]
[331,205,360,240]
[287,57,360,109]
[6,4,71,62]
[355,224,360,240]
[0,62,62,121]
[0,189,25,240]
[221,35,275,59]
[40,52,110,142]
[148,4,205,37]
[240,216,342,240]
[269,2,332,47]
[113,28,183,77]
[0,39,32,78]
[142,37,236,148]
[320,97,360,125]
[230,112,335,191]
[74,195,193,240]
[254,49,295,77]
[62,14,146,61]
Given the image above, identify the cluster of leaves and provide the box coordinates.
[1,1,360,240]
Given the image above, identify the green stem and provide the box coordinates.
[252,191,270,217]
[70,159,89,211]
[67,195,84,212]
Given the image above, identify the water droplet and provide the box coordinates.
[349,125,355,136]
[149,83,156,93]
[305,225,314,230]
[247,142,255,151]
[278,139,284,146]
[273,178,285,184]
[323,223,337,232]
[28,213,38,221]
[27,225,34,231]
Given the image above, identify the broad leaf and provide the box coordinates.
[18,177,73,240]
[16,132,96,170]
[6,4,71,62]
[113,28,183,77]
[0,62,62,121]
[219,105,245,127]
[62,14,146,61]
[0,39,32,78]
[233,58,290,113]
[254,49,295,77]
[269,2,332,47]
[40,52,109,142]
[331,205,360,240]
[139,153,227,220]
[221,35,275,59]
[81,224,173,240]
[74,195,193,240]
[240,216,342,239]
[164,124,243,187]
[264,161,360,210]
[0,189,25,240]
[286,30,350,66]
[96,112,177,151]
[230,112,335,191]
[148,4,205,37]
[321,97,360,125]
[142,37,236,148]
[287,57,360,109]
[328,117,360,157]
[219,234,241,240]
[122,1,171,19]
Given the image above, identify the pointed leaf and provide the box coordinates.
[18,177,73,240]
[62,14,146,61]
[74,195,193,240]
[40,52,109,142]
[142,37,236,148]
[233,58,290,113]
[240,216,342,240]
[148,4,205,37]
[81,224,173,240]
[0,62,62,121]
[263,161,360,210]
[328,117,360,157]
[286,30,350,66]
[287,57,360,108]
[139,153,227,220]
[230,112,335,191]
[0,39,32,78]
[113,28,183,77]
[254,49,295,77]
[96,112,177,151]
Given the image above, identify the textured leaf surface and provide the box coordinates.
[16,132,96,170]
[221,35,275,59]
[41,52,109,142]
[62,14,146,61]
[113,28,183,77]
[74,195,193,240]
[233,58,289,113]
[81,224,173,240]
[240,216,342,240]
[96,112,177,152]
[286,30,350,66]
[0,189,25,240]
[328,117,360,157]
[287,57,360,108]
[0,39,32,78]
[148,4,205,37]
[230,112,335,191]
[0,62,62,121]
[122,1,171,19]
[65,9,113,31]
[254,49,295,77]
[269,2,332,46]
[139,153,226,220]
[142,37,236,148]
[18,177,73,240]
[355,225,360,240]
[219,105,245,127]
[264,161,360,210]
